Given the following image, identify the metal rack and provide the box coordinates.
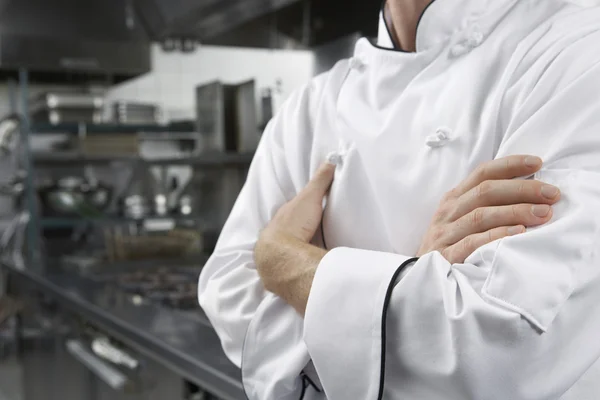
[32,152,254,167]
[3,68,253,273]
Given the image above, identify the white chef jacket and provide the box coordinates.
[199,0,600,399]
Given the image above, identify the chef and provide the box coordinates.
[199,0,600,398]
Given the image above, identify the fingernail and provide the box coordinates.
[531,204,551,217]
[524,156,542,167]
[541,185,559,199]
[508,226,524,235]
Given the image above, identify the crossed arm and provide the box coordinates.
[254,156,558,317]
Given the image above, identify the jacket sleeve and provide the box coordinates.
[198,74,329,399]
[303,34,600,400]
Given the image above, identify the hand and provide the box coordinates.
[260,162,336,243]
[254,162,334,315]
[417,155,561,264]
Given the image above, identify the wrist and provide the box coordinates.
[254,231,327,316]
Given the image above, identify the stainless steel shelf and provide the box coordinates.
[32,152,255,167]
[30,121,196,134]
[40,216,203,228]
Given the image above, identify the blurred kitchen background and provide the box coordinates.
[0,0,379,399]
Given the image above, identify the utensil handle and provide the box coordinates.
[66,339,129,391]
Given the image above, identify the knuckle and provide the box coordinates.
[442,189,457,202]
[475,180,493,200]
[516,181,527,196]
[511,204,520,220]
[461,236,474,254]
[470,208,485,227]
[431,226,445,242]
[435,202,451,221]
[474,164,488,180]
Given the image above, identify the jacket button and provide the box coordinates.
[425,128,452,148]
[349,56,366,71]
[450,43,469,57]
[467,31,484,48]
[326,151,344,166]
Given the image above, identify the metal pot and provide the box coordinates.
[38,177,112,217]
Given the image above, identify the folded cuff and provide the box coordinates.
[303,247,416,399]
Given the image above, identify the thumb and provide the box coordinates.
[305,162,336,196]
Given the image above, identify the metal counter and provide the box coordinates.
[0,261,244,400]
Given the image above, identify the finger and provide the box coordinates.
[450,179,560,221]
[443,225,526,264]
[304,162,336,197]
[446,203,552,243]
[453,155,543,197]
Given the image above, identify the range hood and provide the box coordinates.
[0,0,151,83]
[133,0,379,50]
[134,0,300,41]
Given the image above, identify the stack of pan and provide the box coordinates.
[30,92,105,125]
[113,101,161,125]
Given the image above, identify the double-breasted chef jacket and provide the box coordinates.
[199,0,600,398]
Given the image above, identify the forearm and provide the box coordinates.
[255,232,327,316]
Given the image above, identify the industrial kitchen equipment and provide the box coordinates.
[195,80,259,153]
[30,92,105,125]
[112,101,162,125]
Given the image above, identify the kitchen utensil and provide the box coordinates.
[86,183,112,210]
[0,115,21,156]
[0,212,30,269]
[167,176,180,213]
[178,195,193,216]
[121,194,150,220]
[38,177,86,217]
[0,172,25,198]
[153,194,168,216]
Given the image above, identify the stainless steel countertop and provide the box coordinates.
[1,261,245,400]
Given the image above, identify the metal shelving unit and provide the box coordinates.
[7,69,254,273]
[39,216,203,229]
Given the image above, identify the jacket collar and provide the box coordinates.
[377,0,492,52]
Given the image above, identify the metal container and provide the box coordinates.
[113,101,161,125]
[31,93,105,110]
[32,109,104,125]
[30,92,105,125]
[195,80,259,153]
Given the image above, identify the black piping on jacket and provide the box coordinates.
[377,257,420,400]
